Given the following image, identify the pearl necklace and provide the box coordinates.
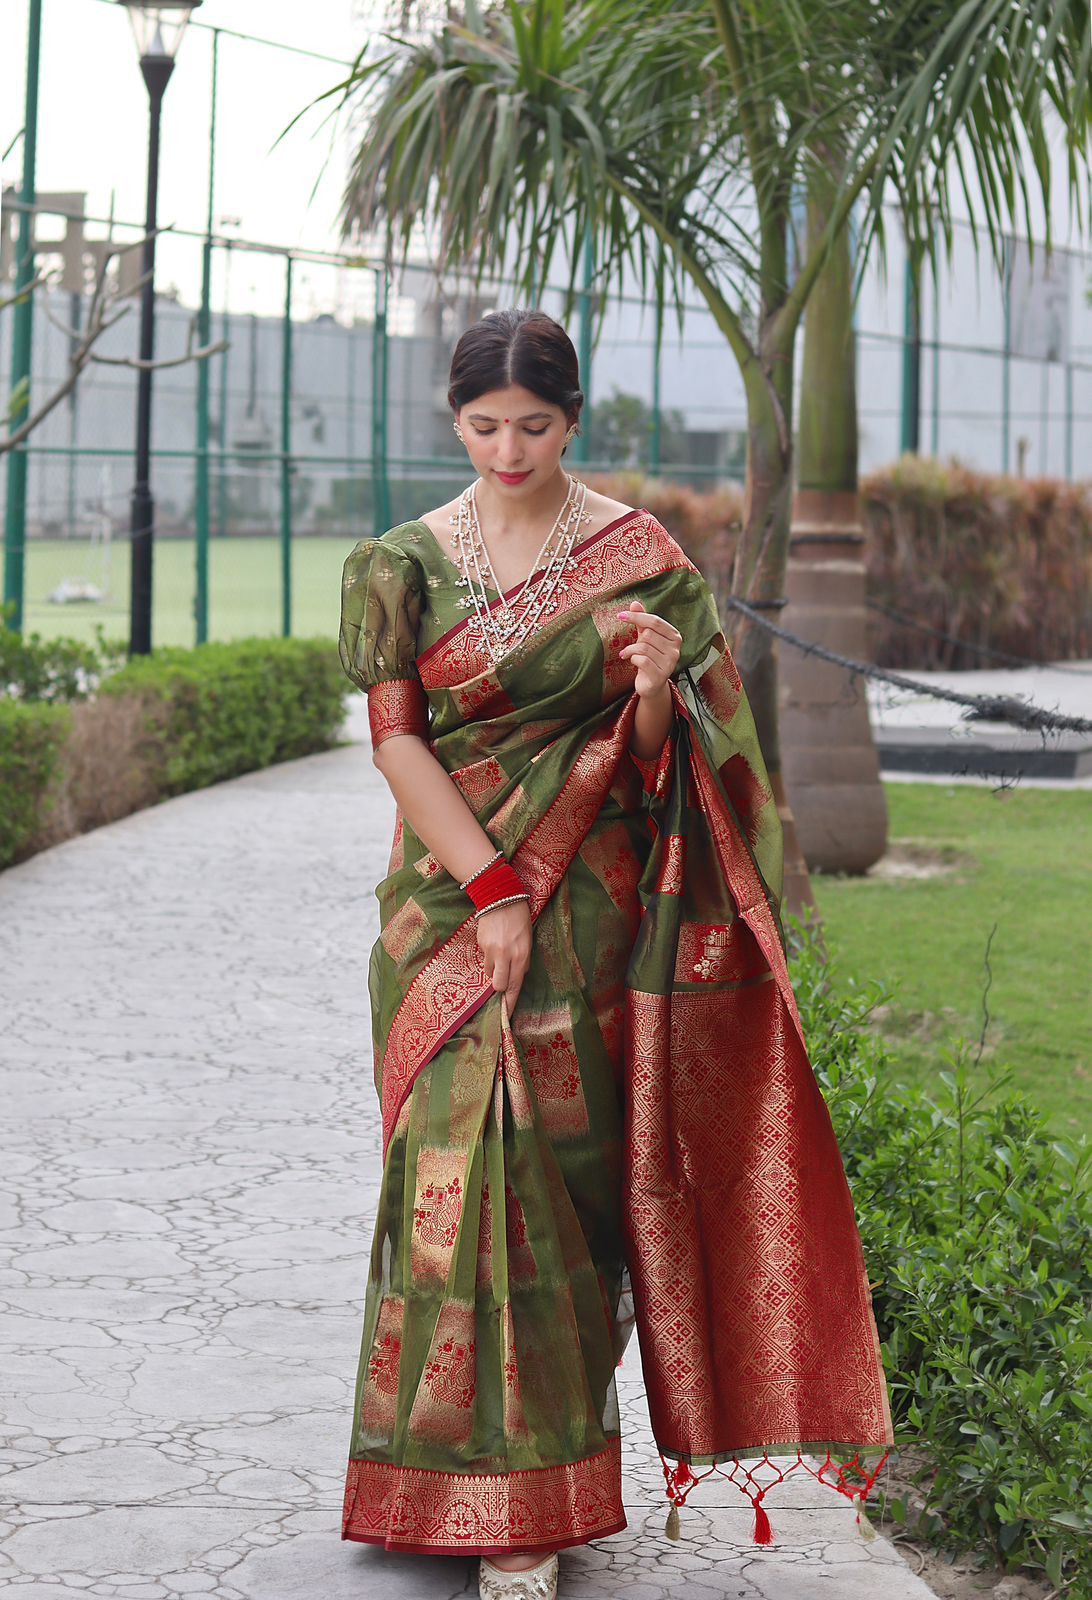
[447,474,593,663]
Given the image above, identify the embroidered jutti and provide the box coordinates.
[338,507,894,1558]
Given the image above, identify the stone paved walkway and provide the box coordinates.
[0,700,937,1599]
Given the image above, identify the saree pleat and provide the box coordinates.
[338,509,893,1556]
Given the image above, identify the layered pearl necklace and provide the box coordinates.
[447,473,593,663]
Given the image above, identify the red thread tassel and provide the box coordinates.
[752,1499,774,1545]
[675,1460,693,1486]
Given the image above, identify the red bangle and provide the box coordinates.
[465,858,527,911]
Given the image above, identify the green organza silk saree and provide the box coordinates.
[338,508,893,1557]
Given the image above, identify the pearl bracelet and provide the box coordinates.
[459,848,503,892]
[472,893,530,920]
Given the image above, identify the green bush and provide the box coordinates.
[861,457,1092,669]
[0,700,72,865]
[0,601,125,702]
[101,636,348,794]
[790,923,1091,1593]
[0,630,348,867]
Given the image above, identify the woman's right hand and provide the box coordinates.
[475,899,533,1017]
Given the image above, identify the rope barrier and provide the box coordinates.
[723,596,1092,737]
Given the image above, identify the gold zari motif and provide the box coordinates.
[342,1437,624,1552]
[340,508,893,1557]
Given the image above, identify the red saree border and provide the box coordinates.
[341,1437,625,1554]
[378,697,641,1155]
[417,506,657,668]
[669,682,804,1042]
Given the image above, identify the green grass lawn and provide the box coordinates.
[21,535,353,647]
[814,782,1091,1143]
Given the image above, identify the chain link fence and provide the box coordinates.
[3,8,1090,649]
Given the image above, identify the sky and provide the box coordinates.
[2,0,393,317]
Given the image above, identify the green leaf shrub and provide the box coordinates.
[862,457,1092,669]
[0,628,348,867]
[0,601,124,703]
[790,922,1091,1593]
[0,700,72,865]
[100,636,348,794]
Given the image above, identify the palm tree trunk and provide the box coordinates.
[730,327,793,772]
[781,151,888,876]
[727,314,815,916]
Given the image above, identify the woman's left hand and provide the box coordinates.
[617,599,682,697]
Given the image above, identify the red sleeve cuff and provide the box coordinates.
[367,678,429,749]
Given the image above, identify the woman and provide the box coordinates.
[338,309,893,1600]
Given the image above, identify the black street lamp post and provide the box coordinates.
[118,0,202,656]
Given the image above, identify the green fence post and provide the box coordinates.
[930,273,940,457]
[216,242,230,537]
[571,225,593,466]
[650,242,664,476]
[3,0,42,633]
[280,255,293,637]
[346,320,355,525]
[371,267,390,535]
[194,27,219,644]
[899,246,921,454]
[1001,236,1011,473]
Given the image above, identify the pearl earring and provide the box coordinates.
[453,422,465,442]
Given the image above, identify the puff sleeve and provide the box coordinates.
[339,538,430,750]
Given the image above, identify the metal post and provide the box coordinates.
[346,319,355,527]
[217,241,231,536]
[129,54,174,657]
[1001,236,1011,473]
[571,225,593,465]
[280,255,293,637]
[899,245,921,455]
[371,268,390,536]
[930,272,940,457]
[66,290,81,536]
[194,28,219,643]
[650,242,664,475]
[3,0,42,632]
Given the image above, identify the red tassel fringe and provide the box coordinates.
[657,1446,891,1549]
[752,1498,774,1544]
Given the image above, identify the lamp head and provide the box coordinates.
[116,1,203,62]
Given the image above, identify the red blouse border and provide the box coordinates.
[417,506,652,666]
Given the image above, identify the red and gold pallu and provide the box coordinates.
[338,508,894,1558]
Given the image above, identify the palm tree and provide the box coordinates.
[329,0,1091,785]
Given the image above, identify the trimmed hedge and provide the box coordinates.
[101,636,348,795]
[584,463,1092,669]
[791,924,1091,1593]
[0,607,122,703]
[0,700,73,867]
[1,633,348,869]
[861,457,1092,669]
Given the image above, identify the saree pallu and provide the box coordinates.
[338,508,894,1557]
